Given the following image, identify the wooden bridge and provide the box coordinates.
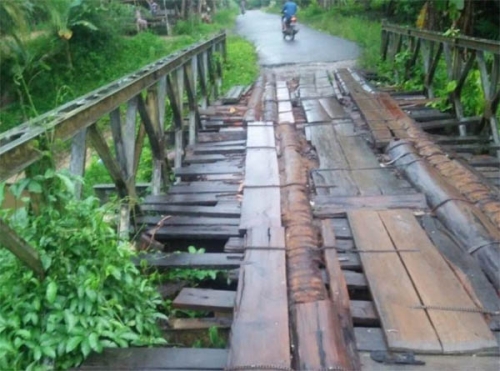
[1,26,500,370]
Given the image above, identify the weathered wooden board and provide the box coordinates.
[77,348,227,370]
[294,300,355,370]
[174,163,243,176]
[140,204,240,218]
[193,145,245,155]
[142,194,218,206]
[184,154,228,164]
[359,352,500,371]
[350,300,379,326]
[196,140,246,147]
[314,194,427,217]
[134,253,242,270]
[319,97,348,119]
[170,317,232,330]
[168,181,239,194]
[243,148,279,187]
[349,210,442,353]
[222,85,245,104]
[197,129,246,143]
[137,215,239,226]
[149,225,241,239]
[246,122,275,148]
[239,188,281,230]
[173,288,235,313]
[226,227,290,368]
[224,237,245,252]
[379,209,497,353]
[421,215,500,331]
[302,99,331,123]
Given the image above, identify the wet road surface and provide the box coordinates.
[235,10,360,66]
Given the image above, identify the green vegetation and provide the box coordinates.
[0,171,167,370]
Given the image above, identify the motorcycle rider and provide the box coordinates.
[282,0,298,31]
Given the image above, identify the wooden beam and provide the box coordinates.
[0,219,44,278]
[68,128,87,199]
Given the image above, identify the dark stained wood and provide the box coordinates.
[170,317,232,330]
[77,348,227,370]
[140,204,240,218]
[350,300,379,326]
[314,194,427,217]
[184,154,227,164]
[419,116,481,130]
[349,210,442,353]
[421,215,500,331]
[168,181,239,194]
[134,253,242,270]
[379,209,496,353]
[173,288,235,313]
[197,129,246,143]
[175,163,243,177]
[321,219,361,369]
[143,194,218,206]
[193,145,245,155]
[226,227,290,368]
[149,225,241,239]
[294,300,356,370]
[359,352,500,371]
[137,215,239,226]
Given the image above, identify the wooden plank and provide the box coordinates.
[174,163,243,176]
[150,225,241,239]
[140,204,240,218]
[314,194,427,217]
[184,154,227,164]
[243,148,279,187]
[379,209,497,353]
[319,97,348,119]
[170,317,232,330]
[294,300,355,370]
[239,188,281,230]
[359,352,500,371]
[193,145,245,155]
[137,215,239,226]
[321,219,360,368]
[134,253,242,270]
[344,270,368,290]
[351,300,379,326]
[77,348,227,370]
[246,122,275,148]
[422,215,500,331]
[196,140,246,147]
[355,327,387,352]
[143,194,218,206]
[222,85,244,104]
[168,182,239,194]
[197,129,246,143]
[348,210,442,353]
[226,227,290,368]
[224,237,245,252]
[302,99,331,123]
[173,288,234,313]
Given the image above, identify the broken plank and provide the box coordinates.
[140,205,240,218]
[173,288,234,313]
[224,237,245,252]
[379,209,497,353]
[226,227,290,368]
[314,194,427,217]
[77,348,227,370]
[134,253,242,270]
[348,210,442,353]
[168,182,239,194]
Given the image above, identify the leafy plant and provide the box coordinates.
[0,170,167,370]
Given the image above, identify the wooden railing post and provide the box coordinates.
[69,128,87,199]
[185,57,200,146]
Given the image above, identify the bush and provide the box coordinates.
[0,170,167,370]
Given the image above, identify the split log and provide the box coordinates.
[387,140,500,290]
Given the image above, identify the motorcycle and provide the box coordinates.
[282,15,298,41]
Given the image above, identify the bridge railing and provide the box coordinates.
[0,32,226,269]
[381,22,500,144]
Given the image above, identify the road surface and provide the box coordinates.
[235,10,360,66]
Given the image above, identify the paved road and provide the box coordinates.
[235,10,360,66]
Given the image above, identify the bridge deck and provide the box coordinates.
[78,69,500,370]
